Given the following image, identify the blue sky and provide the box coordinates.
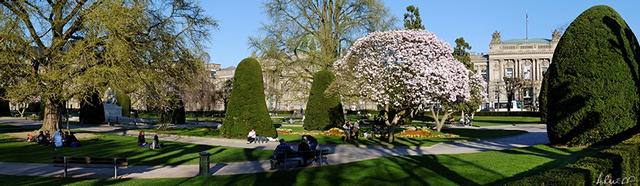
[200,0,639,68]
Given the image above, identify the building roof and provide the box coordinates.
[501,38,551,44]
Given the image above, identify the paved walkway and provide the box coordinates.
[0,118,549,178]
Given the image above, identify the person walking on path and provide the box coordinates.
[342,122,352,141]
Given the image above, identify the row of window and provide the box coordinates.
[477,66,548,80]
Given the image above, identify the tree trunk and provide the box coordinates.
[507,93,512,112]
[42,99,61,132]
[387,127,395,143]
[431,105,451,132]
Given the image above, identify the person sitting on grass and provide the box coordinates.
[247,129,256,144]
[52,129,63,148]
[45,130,52,142]
[67,132,80,148]
[151,134,161,150]
[26,133,34,142]
[137,131,147,147]
[36,131,49,145]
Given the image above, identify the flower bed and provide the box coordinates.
[324,128,344,136]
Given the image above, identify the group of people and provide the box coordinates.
[273,134,318,165]
[27,129,80,148]
[342,121,361,141]
[137,131,161,150]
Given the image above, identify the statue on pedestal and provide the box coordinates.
[104,88,118,105]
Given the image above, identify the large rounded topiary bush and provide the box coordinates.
[222,58,276,138]
[304,70,344,130]
[545,5,640,146]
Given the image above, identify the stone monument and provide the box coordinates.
[103,88,122,121]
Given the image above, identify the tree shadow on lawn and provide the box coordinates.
[0,133,271,166]
[0,144,605,186]
[488,145,604,185]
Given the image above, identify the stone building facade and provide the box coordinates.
[472,31,560,111]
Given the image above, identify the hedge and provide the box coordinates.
[0,88,9,116]
[508,134,640,186]
[545,5,640,146]
[222,58,276,138]
[115,91,131,117]
[303,70,344,130]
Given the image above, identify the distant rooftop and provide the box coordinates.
[500,38,552,44]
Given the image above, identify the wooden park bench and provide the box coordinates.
[269,148,333,169]
[270,151,304,169]
[53,156,128,178]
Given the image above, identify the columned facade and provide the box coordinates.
[472,31,560,111]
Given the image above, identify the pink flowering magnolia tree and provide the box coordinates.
[333,30,472,141]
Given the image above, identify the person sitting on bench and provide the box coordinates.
[297,140,314,164]
[247,129,256,144]
[303,135,318,150]
[275,139,292,154]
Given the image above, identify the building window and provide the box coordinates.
[210,71,216,79]
[481,68,488,81]
[524,87,533,98]
[505,68,513,78]
[523,65,531,80]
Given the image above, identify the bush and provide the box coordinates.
[508,134,640,186]
[79,92,104,124]
[538,76,548,124]
[304,70,344,130]
[222,58,275,138]
[0,88,9,116]
[115,91,131,117]
[545,5,640,146]
[160,97,186,124]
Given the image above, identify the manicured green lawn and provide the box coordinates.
[0,144,596,186]
[141,125,527,147]
[141,127,221,137]
[0,133,273,166]
[470,116,541,127]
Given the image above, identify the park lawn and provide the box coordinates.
[141,125,526,147]
[471,116,541,127]
[0,144,595,186]
[0,133,273,166]
[141,127,221,137]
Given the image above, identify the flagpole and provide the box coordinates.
[526,11,528,40]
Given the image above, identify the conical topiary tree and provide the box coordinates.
[304,70,344,130]
[222,58,276,138]
[545,5,640,146]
